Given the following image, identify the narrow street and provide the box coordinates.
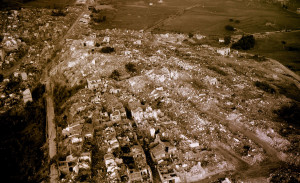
[46,80,58,183]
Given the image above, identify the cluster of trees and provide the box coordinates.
[0,83,48,182]
[53,82,86,115]
[231,35,255,50]
[91,14,106,23]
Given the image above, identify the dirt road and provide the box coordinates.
[44,2,90,183]
[46,80,58,182]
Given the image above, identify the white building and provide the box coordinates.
[23,89,32,103]
[217,47,230,56]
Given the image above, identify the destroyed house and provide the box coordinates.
[110,110,121,122]
[150,141,177,163]
[131,107,144,122]
[158,169,181,183]
[131,145,147,168]
[62,122,82,137]
[87,78,101,90]
[58,155,79,175]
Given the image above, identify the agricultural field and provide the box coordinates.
[158,0,300,35]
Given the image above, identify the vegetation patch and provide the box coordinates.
[254,81,276,94]
[274,102,300,127]
[208,66,228,76]
[274,82,300,102]
[225,25,234,31]
[231,35,255,50]
[100,46,114,53]
[224,35,231,45]
[125,62,137,73]
[53,82,85,115]
[110,70,120,81]
[0,83,48,182]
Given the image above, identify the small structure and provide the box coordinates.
[85,40,95,47]
[22,88,32,103]
[21,72,27,81]
[217,47,230,56]
[76,0,87,5]
[103,36,110,43]
[79,18,89,24]
[297,8,300,14]
[219,38,225,43]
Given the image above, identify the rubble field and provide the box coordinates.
[0,0,299,183]
[50,13,300,182]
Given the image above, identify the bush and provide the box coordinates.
[95,42,100,47]
[92,15,106,23]
[225,25,234,31]
[229,18,234,22]
[0,74,3,82]
[274,102,300,126]
[235,20,240,23]
[208,66,228,76]
[51,10,66,16]
[224,35,231,45]
[110,70,120,81]
[100,46,114,53]
[231,35,255,50]
[125,62,137,73]
[254,81,276,94]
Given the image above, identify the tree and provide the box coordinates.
[125,62,137,73]
[110,70,120,81]
[0,74,3,82]
[281,41,286,49]
[225,25,234,31]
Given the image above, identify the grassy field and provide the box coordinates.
[247,31,300,75]
[159,0,300,35]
